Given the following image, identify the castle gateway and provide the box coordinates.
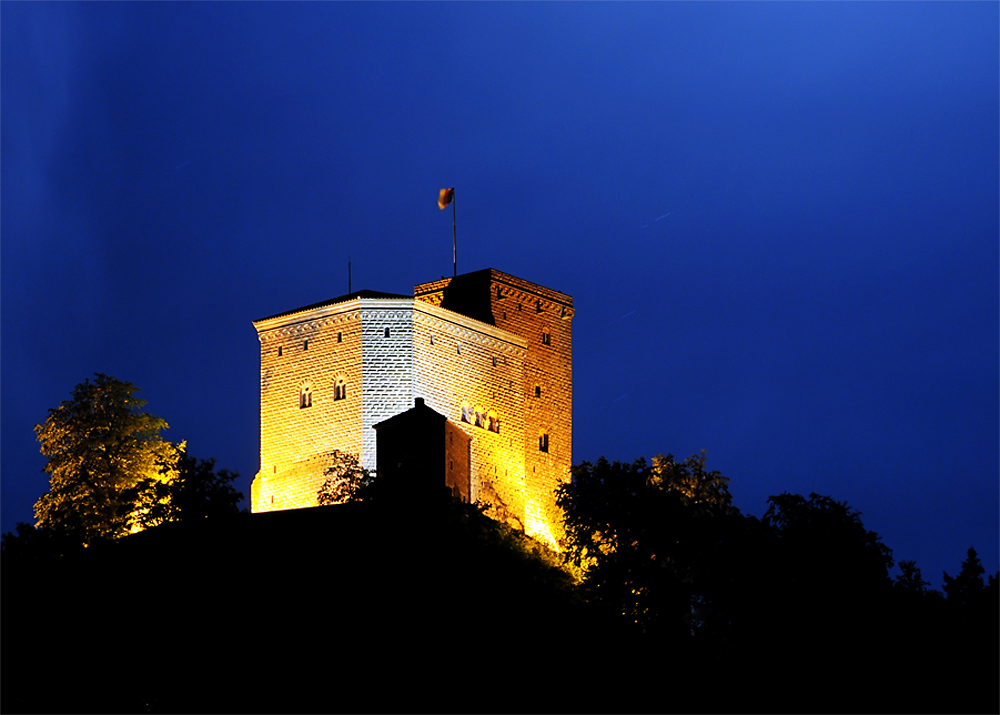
[251,268,572,547]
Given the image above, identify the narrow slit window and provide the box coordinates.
[304,340,308,350]
[334,377,347,401]
[278,346,282,356]
[542,332,551,346]
[535,385,541,398]
[539,433,549,452]
[384,328,390,338]
[337,332,342,343]
[299,385,312,409]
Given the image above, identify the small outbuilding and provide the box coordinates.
[372,397,472,503]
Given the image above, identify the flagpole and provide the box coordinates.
[452,190,457,277]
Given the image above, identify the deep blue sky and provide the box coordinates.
[3,2,997,586]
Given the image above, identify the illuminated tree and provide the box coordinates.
[33,374,181,544]
[555,454,738,635]
[128,453,243,529]
[317,450,373,505]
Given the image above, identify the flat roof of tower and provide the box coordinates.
[414,267,573,306]
[254,290,410,323]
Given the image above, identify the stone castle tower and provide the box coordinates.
[250,268,573,547]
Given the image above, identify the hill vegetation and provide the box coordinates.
[4,376,996,713]
[3,490,997,714]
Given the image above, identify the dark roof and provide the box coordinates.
[254,289,410,323]
[372,397,447,431]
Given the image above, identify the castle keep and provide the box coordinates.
[251,268,573,547]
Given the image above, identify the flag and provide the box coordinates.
[438,188,454,209]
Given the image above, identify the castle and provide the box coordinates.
[250,268,573,547]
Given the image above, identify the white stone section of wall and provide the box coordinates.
[359,301,415,473]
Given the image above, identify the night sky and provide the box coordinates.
[3,3,997,586]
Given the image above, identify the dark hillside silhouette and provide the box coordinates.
[4,482,997,713]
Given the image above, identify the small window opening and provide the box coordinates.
[334,377,347,401]
[304,340,308,350]
[536,300,542,313]
[299,385,312,409]
[430,335,435,345]
[278,346,283,356]
[542,332,551,346]
[517,303,522,311]
[535,385,541,398]
[492,356,497,367]
[539,433,549,452]
[457,344,461,355]
[384,328,390,338]
[337,332,342,343]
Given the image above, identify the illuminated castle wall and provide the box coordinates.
[250,269,573,546]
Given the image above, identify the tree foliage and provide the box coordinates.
[127,454,243,530]
[942,547,987,610]
[762,492,895,590]
[33,374,181,544]
[317,450,373,505]
[894,559,933,594]
[555,453,738,635]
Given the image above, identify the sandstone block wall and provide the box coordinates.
[415,270,573,546]
[412,301,528,526]
[254,301,364,512]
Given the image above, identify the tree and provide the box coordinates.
[128,453,243,530]
[33,374,181,544]
[942,547,986,610]
[555,453,739,637]
[317,450,373,505]
[761,492,894,595]
[894,559,933,594]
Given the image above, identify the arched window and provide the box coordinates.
[538,433,549,452]
[299,384,312,409]
[334,376,347,401]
